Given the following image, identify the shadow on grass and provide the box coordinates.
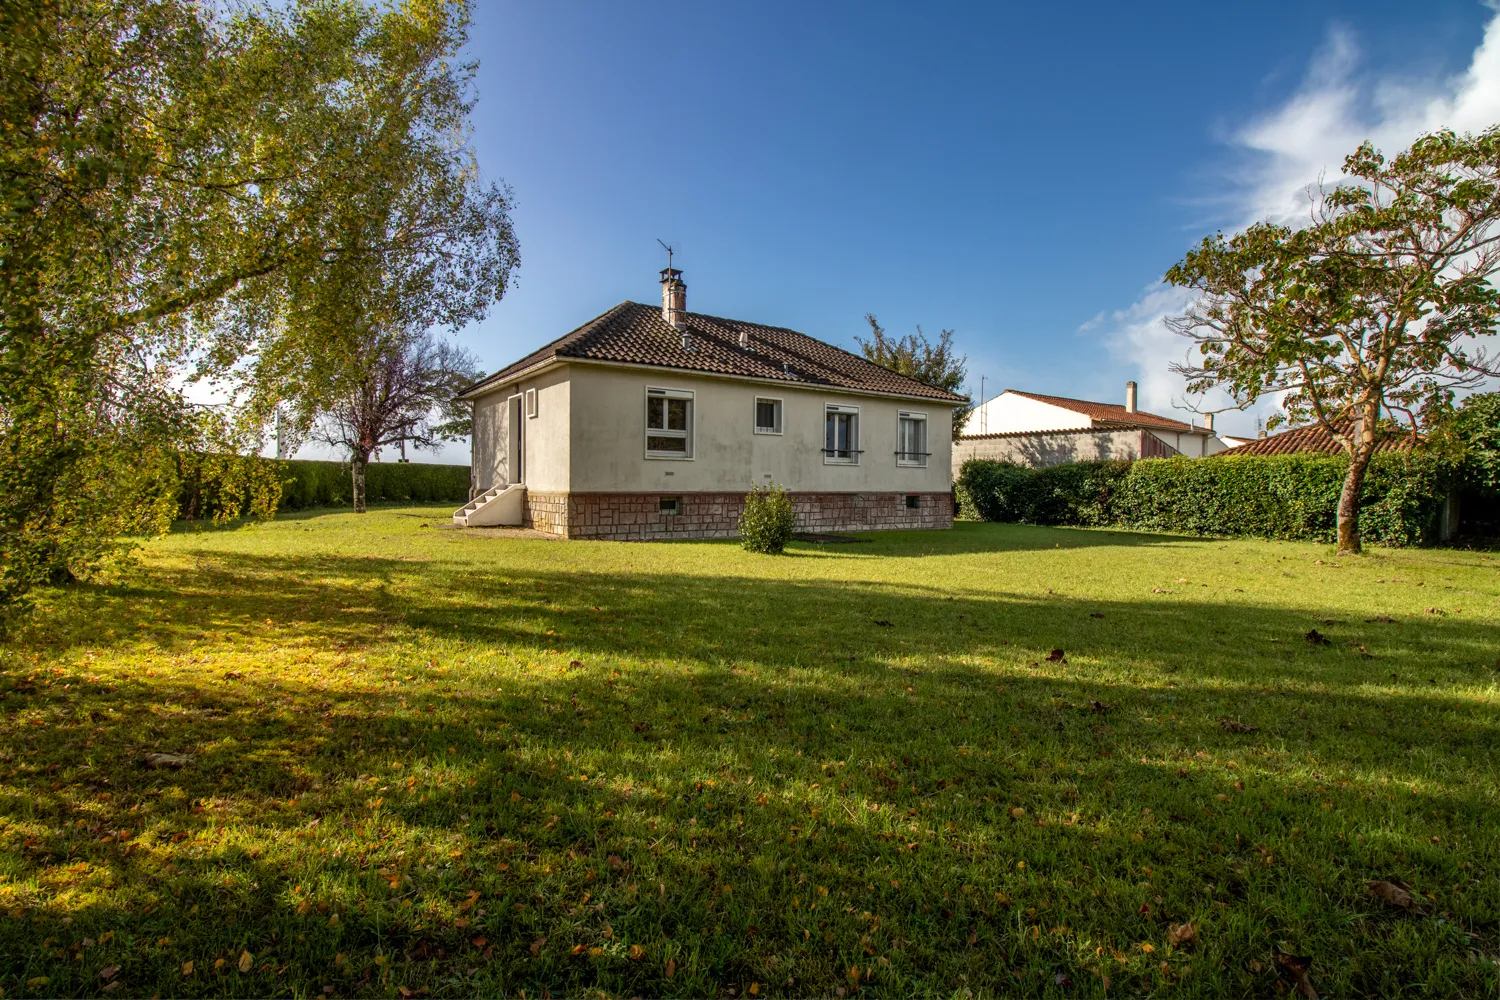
[2,545,1498,997]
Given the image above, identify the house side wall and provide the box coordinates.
[467,364,572,493]
[523,490,952,540]
[952,429,1144,472]
[1146,429,1228,458]
[566,365,955,495]
[968,392,1091,435]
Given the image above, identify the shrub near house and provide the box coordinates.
[956,452,1457,546]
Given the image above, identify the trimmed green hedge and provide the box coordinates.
[179,458,470,518]
[276,459,470,511]
[956,452,1456,547]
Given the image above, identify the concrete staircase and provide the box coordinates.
[452,483,526,527]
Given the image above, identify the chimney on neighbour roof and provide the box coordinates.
[660,267,686,329]
[1125,381,1138,414]
[738,329,750,349]
[1203,412,1214,432]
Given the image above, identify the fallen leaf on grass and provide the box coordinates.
[223,672,243,681]
[665,958,676,978]
[1165,923,1196,948]
[1273,947,1318,999]
[1367,878,1415,910]
[568,660,582,668]
[1086,700,1112,713]
[1088,612,1105,619]
[1365,615,1397,623]
[1151,587,1173,594]
[628,944,645,961]
[144,752,191,770]
[872,620,894,628]
[1046,649,1066,662]
[182,961,193,976]
[99,966,120,981]
[529,937,546,956]
[1304,629,1328,645]
[238,951,253,973]
[1219,718,1257,733]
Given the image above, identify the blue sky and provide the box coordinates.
[389,0,1499,460]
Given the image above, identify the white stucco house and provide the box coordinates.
[952,385,1227,473]
[454,269,967,539]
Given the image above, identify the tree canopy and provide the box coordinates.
[1166,128,1500,553]
[857,314,971,437]
[0,0,516,613]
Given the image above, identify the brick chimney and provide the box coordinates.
[660,268,686,329]
[1125,380,1138,414]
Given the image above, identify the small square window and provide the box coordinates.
[659,496,681,515]
[754,397,783,434]
[525,388,538,418]
[646,387,694,458]
[905,494,921,509]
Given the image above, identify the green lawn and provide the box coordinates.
[2,509,1498,998]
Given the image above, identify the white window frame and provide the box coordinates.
[823,403,861,465]
[525,387,538,418]
[645,386,694,460]
[753,395,783,435]
[896,410,928,467]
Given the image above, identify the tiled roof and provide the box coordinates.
[461,302,968,403]
[1225,422,1417,456]
[1005,390,1197,431]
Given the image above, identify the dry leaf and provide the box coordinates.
[143,752,190,770]
[1219,718,1257,734]
[570,944,586,956]
[628,944,645,961]
[238,950,253,973]
[1054,971,1073,987]
[1046,648,1066,662]
[1304,629,1328,645]
[181,961,194,976]
[1367,878,1414,910]
[1273,947,1318,999]
[1010,807,1025,818]
[1087,699,1112,713]
[1165,923,1196,948]
[529,936,546,956]
[99,966,120,981]
[665,958,677,979]
[873,619,894,627]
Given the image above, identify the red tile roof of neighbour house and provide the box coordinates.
[1225,421,1419,456]
[1004,390,1198,432]
[460,301,968,403]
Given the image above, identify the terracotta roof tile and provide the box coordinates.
[461,302,967,403]
[1005,390,1196,431]
[1226,422,1417,456]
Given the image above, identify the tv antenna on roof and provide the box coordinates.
[656,239,677,271]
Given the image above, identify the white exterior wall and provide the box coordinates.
[967,392,1090,434]
[953,429,1146,472]
[1146,428,1227,458]
[565,364,955,494]
[467,364,573,493]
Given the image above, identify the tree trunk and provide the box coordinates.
[351,448,369,514]
[1335,454,1367,555]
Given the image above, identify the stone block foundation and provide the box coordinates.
[521,491,953,540]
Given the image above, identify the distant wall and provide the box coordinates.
[952,428,1153,475]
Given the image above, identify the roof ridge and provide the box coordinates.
[1006,388,1191,428]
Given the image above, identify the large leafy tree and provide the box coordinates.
[858,314,972,437]
[1166,129,1500,554]
[0,0,515,613]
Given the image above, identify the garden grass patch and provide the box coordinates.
[1,509,1497,997]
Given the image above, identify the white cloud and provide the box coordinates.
[1101,10,1500,434]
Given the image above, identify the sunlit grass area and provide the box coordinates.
[2,508,1498,997]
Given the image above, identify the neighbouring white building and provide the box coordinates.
[455,269,967,539]
[953,385,1226,473]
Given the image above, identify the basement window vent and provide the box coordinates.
[659,496,682,515]
[905,494,921,509]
